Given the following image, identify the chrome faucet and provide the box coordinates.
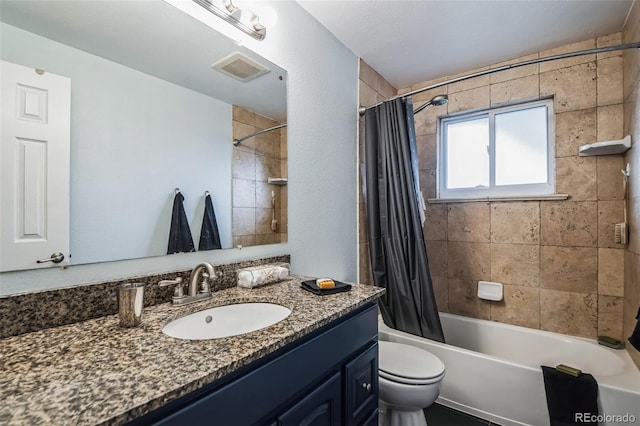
[188,262,215,297]
[158,262,217,306]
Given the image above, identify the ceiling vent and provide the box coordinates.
[211,52,270,82]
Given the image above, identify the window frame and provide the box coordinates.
[437,98,555,200]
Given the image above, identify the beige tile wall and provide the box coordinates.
[232,106,287,247]
[622,0,640,370]
[359,34,631,342]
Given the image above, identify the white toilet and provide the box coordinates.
[378,340,445,426]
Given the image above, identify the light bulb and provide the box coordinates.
[251,15,265,32]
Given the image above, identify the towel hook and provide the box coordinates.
[204,190,210,197]
[175,187,180,195]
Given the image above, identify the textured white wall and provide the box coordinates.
[0,1,359,294]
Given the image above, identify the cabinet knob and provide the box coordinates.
[362,383,371,392]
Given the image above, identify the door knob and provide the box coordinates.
[36,252,65,264]
[362,383,371,392]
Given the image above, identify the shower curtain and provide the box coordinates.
[363,97,445,342]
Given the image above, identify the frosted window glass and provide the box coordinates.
[446,118,489,189]
[495,106,548,185]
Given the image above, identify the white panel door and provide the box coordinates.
[1,60,71,271]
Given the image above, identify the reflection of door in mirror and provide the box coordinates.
[0,61,71,272]
[232,106,287,247]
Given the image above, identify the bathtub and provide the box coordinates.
[378,313,640,426]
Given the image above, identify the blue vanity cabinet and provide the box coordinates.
[132,302,379,426]
[278,372,342,426]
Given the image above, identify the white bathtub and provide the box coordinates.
[378,313,640,426]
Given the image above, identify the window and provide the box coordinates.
[438,99,554,200]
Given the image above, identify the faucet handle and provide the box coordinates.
[198,268,222,294]
[199,277,211,294]
[158,277,185,301]
[201,268,222,282]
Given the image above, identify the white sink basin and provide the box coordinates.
[162,303,291,340]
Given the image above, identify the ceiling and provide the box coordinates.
[298,0,635,90]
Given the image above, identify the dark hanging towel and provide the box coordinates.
[199,193,222,251]
[628,306,640,351]
[167,191,195,254]
[363,97,445,343]
[541,366,598,425]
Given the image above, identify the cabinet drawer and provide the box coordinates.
[344,343,378,425]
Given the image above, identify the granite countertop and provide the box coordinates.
[0,276,384,425]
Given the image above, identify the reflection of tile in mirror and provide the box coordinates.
[280,128,288,159]
[232,149,256,180]
[233,105,255,126]
[255,133,278,157]
[280,186,288,211]
[232,179,256,208]
[256,209,274,234]
[233,235,256,248]
[232,208,255,236]
[256,156,281,182]
[256,234,276,245]
[256,183,277,209]
[233,121,256,152]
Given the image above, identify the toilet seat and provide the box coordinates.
[379,341,445,385]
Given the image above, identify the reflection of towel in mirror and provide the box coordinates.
[167,192,195,254]
[198,194,222,251]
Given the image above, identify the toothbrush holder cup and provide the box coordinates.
[118,283,145,327]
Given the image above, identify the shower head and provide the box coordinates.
[430,94,448,106]
[414,94,448,114]
[358,94,448,116]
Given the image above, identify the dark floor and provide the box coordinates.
[424,403,502,426]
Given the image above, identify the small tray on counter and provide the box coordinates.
[301,279,352,296]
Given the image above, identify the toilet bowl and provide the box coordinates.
[378,340,445,426]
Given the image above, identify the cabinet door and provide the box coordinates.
[279,373,341,426]
[344,343,378,425]
[361,409,378,426]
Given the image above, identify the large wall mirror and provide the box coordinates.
[0,0,287,272]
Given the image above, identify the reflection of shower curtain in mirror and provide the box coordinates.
[199,194,222,250]
[363,98,444,342]
[167,191,195,254]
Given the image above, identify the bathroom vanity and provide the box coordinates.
[136,303,379,426]
[0,277,384,425]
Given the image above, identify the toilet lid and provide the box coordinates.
[379,341,445,383]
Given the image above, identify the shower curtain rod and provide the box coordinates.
[233,123,287,146]
[359,41,640,115]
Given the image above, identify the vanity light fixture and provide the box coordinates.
[193,0,267,40]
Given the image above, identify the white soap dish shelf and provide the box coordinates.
[579,135,631,156]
